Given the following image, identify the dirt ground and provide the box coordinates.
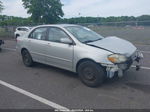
[89,26,150,45]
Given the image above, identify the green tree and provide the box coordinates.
[0,1,4,13]
[22,0,64,24]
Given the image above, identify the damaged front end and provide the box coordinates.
[103,50,143,78]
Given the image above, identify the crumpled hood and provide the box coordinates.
[88,36,137,57]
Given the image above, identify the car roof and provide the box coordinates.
[17,27,31,29]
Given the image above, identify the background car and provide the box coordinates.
[14,27,32,38]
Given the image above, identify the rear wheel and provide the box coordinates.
[77,60,105,87]
[21,50,33,67]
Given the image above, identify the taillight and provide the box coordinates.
[16,38,18,42]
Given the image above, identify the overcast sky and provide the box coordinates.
[1,0,150,18]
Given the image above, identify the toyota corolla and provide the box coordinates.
[16,24,143,87]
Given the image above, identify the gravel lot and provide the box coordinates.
[90,26,150,45]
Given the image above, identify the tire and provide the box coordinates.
[77,60,105,87]
[21,50,33,67]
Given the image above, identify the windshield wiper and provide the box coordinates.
[83,38,101,43]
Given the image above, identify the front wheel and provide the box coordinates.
[77,60,105,87]
[21,50,33,67]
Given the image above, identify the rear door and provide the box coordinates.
[27,27,48,63]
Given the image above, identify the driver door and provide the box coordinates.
[45,27,74,71]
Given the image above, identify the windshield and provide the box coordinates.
[65,26,104,43]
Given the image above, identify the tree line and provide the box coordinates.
[61,15,150,25]
[0,0,64,26]
[0,0,150,26]
[0,15,150,26]
[0,1,3,13]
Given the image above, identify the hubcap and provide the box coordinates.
[83,67,95,81]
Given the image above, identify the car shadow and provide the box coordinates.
[33,62,78,79]
[32,62,128,86]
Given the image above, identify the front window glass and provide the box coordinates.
[48,27,69,43]
[65,26,104,43]
[20,28,28,31]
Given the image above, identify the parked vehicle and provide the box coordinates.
[0,40,4,51]
[14,27,32,38]
[16,24,143,87]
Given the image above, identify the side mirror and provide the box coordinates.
[60,38,73,45]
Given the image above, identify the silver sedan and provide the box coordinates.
[16,24,143,87]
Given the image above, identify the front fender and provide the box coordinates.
[73,45,113,72]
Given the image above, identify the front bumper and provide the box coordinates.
[102,50,143,78]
